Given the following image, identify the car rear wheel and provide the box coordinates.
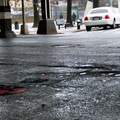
[86,26,92,31]
[103,25,107,29]
[110,20,116,29]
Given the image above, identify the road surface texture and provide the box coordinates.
[1,27,120,120]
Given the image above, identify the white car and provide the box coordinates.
[84,7,120,31]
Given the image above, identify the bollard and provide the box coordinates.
[58,25,60,30]
[65,24,66,29]
[15,22,19,29]
[77,20,81,30]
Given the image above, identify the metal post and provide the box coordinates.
[22,0,25,32]
[33,0,39,27]
[93,0,99,8]
[20,0,29,34]
[41,0,47,19]
[46,0,50,19]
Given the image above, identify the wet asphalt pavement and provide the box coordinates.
[1,28,120,120]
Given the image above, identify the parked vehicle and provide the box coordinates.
[84,7,120,31]
[56,19,66,25]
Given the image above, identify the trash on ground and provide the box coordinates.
[0,85,26,96]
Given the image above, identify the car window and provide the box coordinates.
[90,9,108,14]
[113,8,120,13]
[111,9,116,13]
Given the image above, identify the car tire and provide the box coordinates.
[86,26,92,31]
[103,25,107,29]
[110,20,116,29]
[116,24,119,28]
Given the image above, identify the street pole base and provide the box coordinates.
[20,25,29,35]
[0,31,16,38]
[37,19,57,34]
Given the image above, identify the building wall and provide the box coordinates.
[10,0,33,10]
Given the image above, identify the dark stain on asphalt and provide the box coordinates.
[20,78,49,83]
[51,44,84,48]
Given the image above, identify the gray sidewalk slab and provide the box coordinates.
[12,23,86,35]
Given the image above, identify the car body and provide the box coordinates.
[84,7,120,31]
[56,19,66,25]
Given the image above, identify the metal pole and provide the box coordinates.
[41,0,47,19]
[46,0,50,19]
[22,0,25,32]
[33,0,39,27]
[20,0,29,34]
[93,0,99,8]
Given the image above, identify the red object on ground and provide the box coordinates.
[0,85,26,95]
[41,73,46,76]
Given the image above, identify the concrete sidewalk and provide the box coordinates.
[57,24,86,34]
[12,23,86,35]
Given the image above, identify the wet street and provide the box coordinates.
[1,28,120,120]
